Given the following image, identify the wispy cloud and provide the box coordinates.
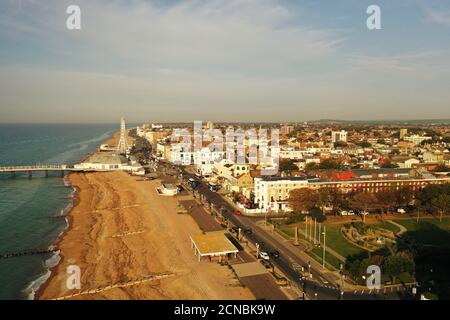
[425,7,450,27]
[0,0,343,75]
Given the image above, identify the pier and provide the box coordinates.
[0,165,111,178]
[0,165,73,178]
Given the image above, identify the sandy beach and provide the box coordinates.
[38,133,254,300]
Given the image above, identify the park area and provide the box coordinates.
[275,214,450,286]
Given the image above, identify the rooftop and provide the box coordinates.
[85,152,127,165]
[190,231,239,256]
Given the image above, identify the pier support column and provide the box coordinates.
[61,170,65,177]
[11,171,16,178]
[45,170,49,178]
[28,171,32,179]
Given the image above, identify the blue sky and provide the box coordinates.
[0,0,449,123]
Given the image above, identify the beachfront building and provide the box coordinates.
[190,231,239,262]
[74,152,145,175]
[74,153,126,171]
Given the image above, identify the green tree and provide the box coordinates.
[358,141,372,148]
[383,252,415,283]
[279,160,298,174]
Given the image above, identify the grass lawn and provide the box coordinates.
[371,221,401,234]
[280,223,366,259]
[310,246,341,270]
[394,217,450,247]
[324,224,366,258]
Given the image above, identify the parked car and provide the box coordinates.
[348,210,355,216]
[269,250,280,259]
[233,210,242,216]
[397,208,406,214]
[231,226,240,233]
[259,251,270,260]
[243,228,252,235]
[340,210,349,216]
[260,259,273,269]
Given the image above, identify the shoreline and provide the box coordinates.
[34,131,118,300]
[34,180,79,300]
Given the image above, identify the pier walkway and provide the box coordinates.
[0,165,114,177]
[0,165,72,172]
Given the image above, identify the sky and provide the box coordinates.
[0,0,450,123]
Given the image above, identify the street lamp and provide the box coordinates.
[322,225,326,269]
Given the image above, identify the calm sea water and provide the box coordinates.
[0,124,117,299]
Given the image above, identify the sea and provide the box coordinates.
[0,123,118,300]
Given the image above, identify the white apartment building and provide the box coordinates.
[331,130,348,143]
[404,135,432,145]
[254,176,309,212]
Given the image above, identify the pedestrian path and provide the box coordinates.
[386,220,407,236]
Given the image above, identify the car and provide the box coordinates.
[260,259,273,269]
[233,210,241,216]
[243,228,252,235]
[177,185,184,192]
[348,210,355,216]
[269,250,280,259]
[231,226,240,233]
[259,252,270,260]
[397,208,406,214]
[340,210,348,216]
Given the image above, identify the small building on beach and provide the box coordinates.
[74,152,145,175]
[190,231,239,262]
[157,183,179,196]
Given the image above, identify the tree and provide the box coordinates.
[318,187,343,214]
[417,184,450,214]
[288,188,320,213]
[434,164,450,172]
[350,192,377,223]
[358,141,372,148]
[431,194,450,222]
[395,186,414,208]
[319,159,343,170]
[305,162,318,172]
[310,207,326,222]
[380,159,398,168]
[279,160,298,174]
[383,252,415,284]
[375,190,397,214]
[334,141,348,148]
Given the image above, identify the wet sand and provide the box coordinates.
[38,133,253,300]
